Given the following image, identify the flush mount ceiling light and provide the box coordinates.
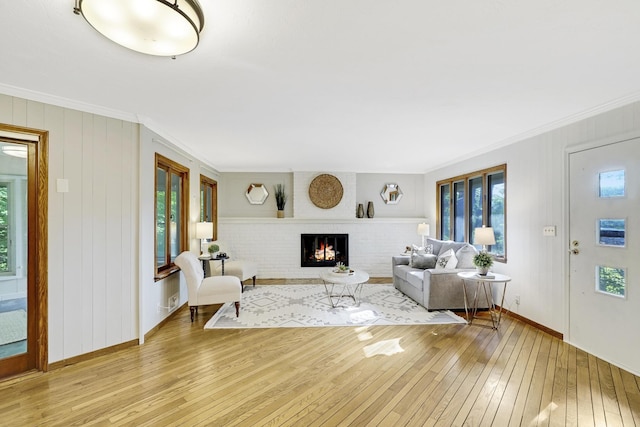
[74,0,205,57]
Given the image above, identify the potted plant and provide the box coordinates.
[207,243,220,258]
[473,251,494,276]
[274,183,287,218]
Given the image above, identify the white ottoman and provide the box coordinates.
[209,259,258,292]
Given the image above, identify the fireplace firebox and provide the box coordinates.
[301,234,349,267]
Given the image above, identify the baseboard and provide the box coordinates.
[144,303,188,341]
[48,339,139,371]
[498,306,563,340]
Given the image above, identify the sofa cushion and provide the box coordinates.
[426,237,444,256]
[455,244,479,269]
[438,241,467,256]
[405,269,425,289]
[435,249,458,269]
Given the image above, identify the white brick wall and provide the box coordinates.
[218,218,426,279]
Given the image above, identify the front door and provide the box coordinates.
[568,137,640,375]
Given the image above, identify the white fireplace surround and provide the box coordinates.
[217,172,427,279]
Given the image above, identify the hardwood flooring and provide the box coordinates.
[0,282,639,426]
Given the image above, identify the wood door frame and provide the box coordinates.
[0,123,48,377]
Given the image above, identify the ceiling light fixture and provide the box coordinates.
[74,0,205,57]
[1,145,28,158]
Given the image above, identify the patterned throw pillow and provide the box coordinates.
[435,249,459,270]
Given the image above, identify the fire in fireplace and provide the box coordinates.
[301,234,349,267]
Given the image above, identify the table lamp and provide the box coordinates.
[196,222,213,257]
[474,226,495,252]
[417,223,430,247]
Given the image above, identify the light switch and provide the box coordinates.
[56,178,69,193]
[543,225,556,237]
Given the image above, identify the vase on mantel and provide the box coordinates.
[356,203,364,218]
[366,201,374,218]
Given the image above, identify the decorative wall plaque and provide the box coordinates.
[308,174,343,209]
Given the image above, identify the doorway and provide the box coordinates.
[0,124,48,379]
[568,137,640,375]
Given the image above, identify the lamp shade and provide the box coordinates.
[474,226,496,246]
[417,223,430,236]
[76,0,205,56]
[195,222,213,239]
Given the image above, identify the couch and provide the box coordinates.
[392,237,488,311]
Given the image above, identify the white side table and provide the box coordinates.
[458,271,511,329]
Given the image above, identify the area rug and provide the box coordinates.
[204,284,466,329]
[0,310,27,345]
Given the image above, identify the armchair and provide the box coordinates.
[175,251,242,322]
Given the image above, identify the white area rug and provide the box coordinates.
[0,310,27,345]
[204,284,466,329]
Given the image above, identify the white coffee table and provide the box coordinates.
[319,268,369,308]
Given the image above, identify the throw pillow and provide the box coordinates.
[411,253,438,269]
[409,244,427,267]
[435,248,459,270]
[455,244,478,269]
[426,237,444,256]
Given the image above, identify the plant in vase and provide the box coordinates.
[473,251,494,276]
[207,243,220,258]
[274,183,287,218]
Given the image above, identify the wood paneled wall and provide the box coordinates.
[0,94,139,363]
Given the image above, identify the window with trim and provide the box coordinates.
[437,164,506,261]
[200,175,218,240]
[155,154,189,277]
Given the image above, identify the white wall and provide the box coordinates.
[424,101,640,335]
[0,93,139,363]
[138,127,221,338]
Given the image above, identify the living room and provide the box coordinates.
[1,1,640,423]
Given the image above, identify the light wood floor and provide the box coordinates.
[1,282,639,426]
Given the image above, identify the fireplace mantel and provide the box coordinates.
[219,217,426,224]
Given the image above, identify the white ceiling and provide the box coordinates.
[2,1,640,173]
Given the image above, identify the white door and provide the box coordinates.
[569,138,640,375]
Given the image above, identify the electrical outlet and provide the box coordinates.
[515,295,520,305]
[168,293,179,311]
[543,225,556,237]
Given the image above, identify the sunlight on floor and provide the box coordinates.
[363,338,405,358]
[530,402,558,424]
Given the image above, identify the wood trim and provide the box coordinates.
[499,306,563,340]
[144,303,187,341]
[47,340,139,371]
[0,124,48,377]
[154,153,190,275]
[199,174,218,241]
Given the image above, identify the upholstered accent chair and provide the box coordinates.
[175,251,242,322]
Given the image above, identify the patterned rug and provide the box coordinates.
[0,310,27,345]
[204,284,467,329]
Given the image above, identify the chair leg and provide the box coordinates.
[252,275,256,287]
[234,301,240,317]
[190,306,195,322]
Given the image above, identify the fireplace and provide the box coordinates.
[301,234,349,267]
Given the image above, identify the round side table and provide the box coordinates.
[458,271,511,329]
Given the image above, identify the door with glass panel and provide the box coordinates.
[569,138,640,375]
[0,141,30,373]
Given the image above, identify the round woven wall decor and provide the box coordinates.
[308,174,343,209]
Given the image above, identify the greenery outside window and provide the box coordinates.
[155,154,189,278]
[0,182,14,274]
[200,175,218,241]
[437,164,507,261]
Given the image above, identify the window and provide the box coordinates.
[155,154,189,277]
[200,175,218,240]
[437,164,507,260]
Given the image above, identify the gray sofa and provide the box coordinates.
[392,238,488,311]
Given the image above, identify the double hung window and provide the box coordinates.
[155,154,189,277]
